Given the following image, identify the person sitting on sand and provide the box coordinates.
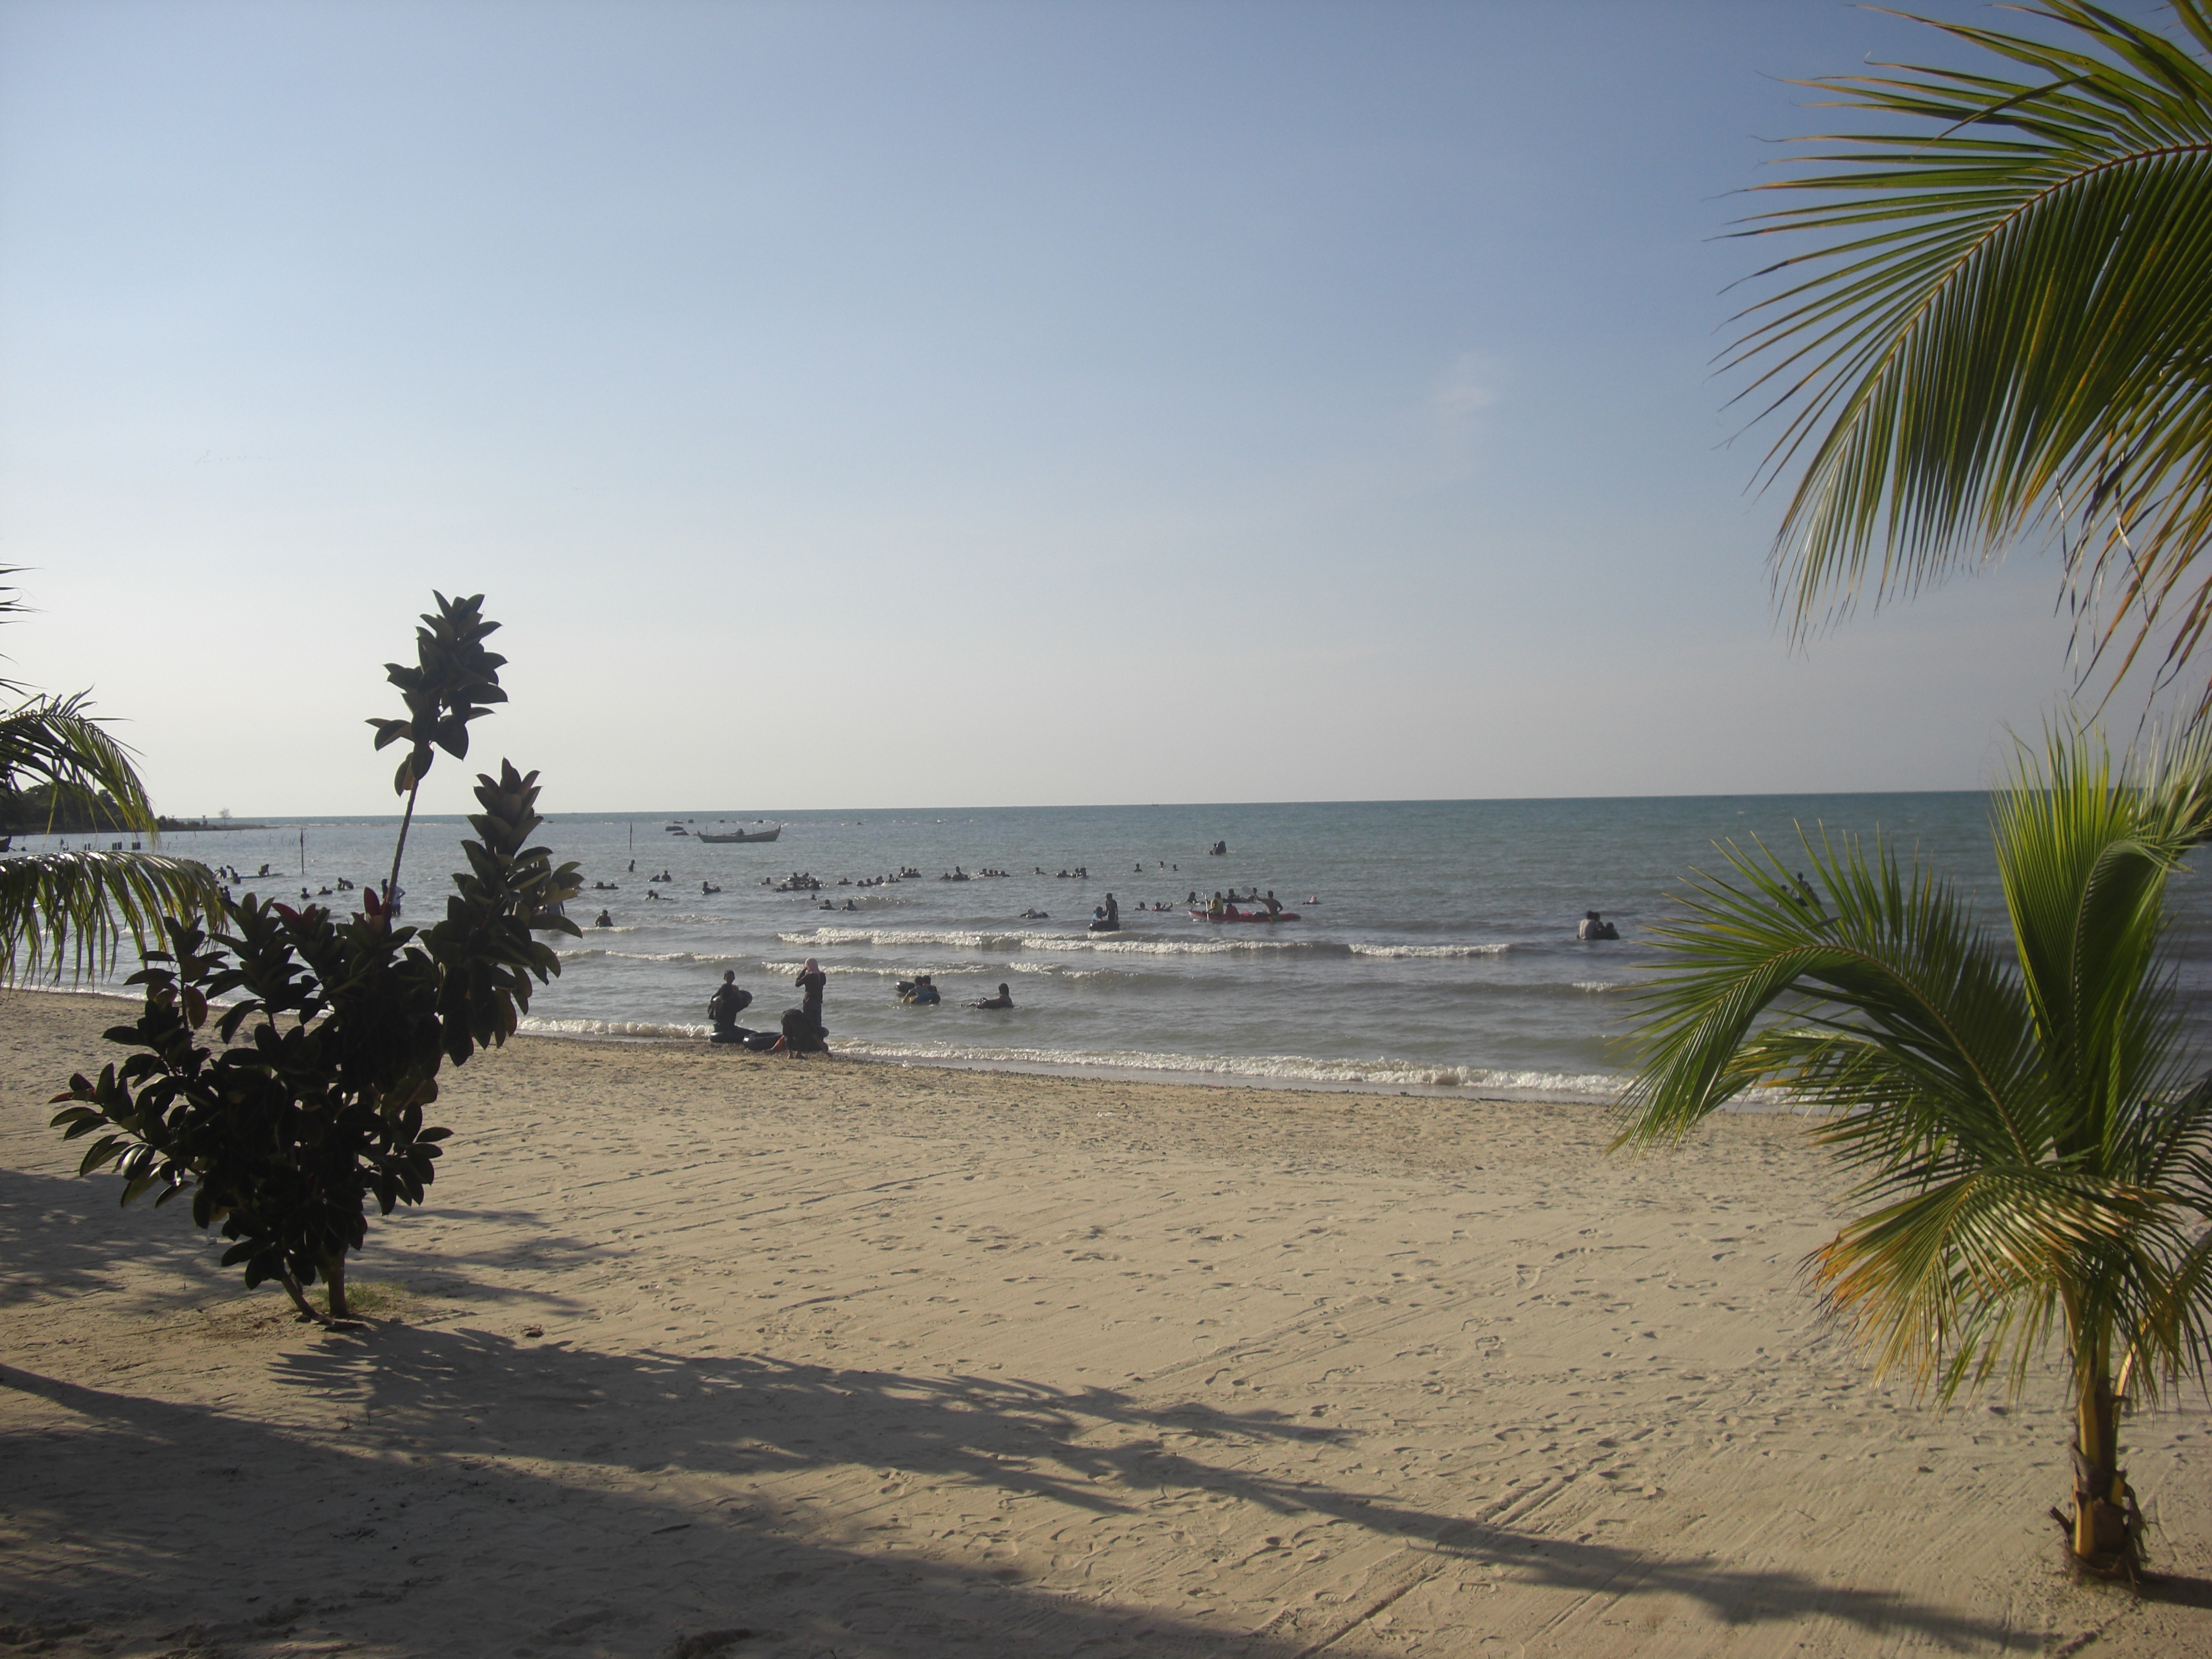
[708,970,754,1041]
[1578,910,1619,941]
[971,983,1014,1009]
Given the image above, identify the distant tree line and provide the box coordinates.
[1,782,133,837]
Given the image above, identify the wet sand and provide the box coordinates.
[3,988,2207,1657]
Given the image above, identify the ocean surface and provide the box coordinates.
[23,795,2212,1102]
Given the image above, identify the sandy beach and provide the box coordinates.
[3,989,2207,1658]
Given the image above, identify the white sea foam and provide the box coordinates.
[1347,942,1511,959]
[521,1016,711,1041]
[760,960,983,979]
[761,957,1113,979]
[556,948,742,966]
[1573,980,1624,993]
[775,925,1308,957]
[827,1037,1630,1100]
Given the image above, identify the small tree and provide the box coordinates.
[48,596,580,1323]
[1615,728,2212,1571]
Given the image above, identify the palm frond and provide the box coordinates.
[1726,1,2212,705]
[1810,1163,2156,1401]
[1615,825,2037,1151]
[0,851,223,983]
[2122,1220,2212,1406]
[1994,725,2212,1146]
[1,691,163,835]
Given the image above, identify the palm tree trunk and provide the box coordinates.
[2070,1354,2131,1561]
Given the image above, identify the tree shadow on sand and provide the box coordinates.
[236,1324,2028,1650]
[5,1319,2049,1656]
[0,1164,606,1317]
[0,1164,232,1307]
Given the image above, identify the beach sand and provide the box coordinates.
[3,989,2207,1657]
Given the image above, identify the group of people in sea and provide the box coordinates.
[896,975,1013,1009]
[1201,889,1287,919]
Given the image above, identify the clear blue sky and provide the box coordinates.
[0,0,2182,815]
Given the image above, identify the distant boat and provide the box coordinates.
[664,824,690,835]
[697,822,782,843]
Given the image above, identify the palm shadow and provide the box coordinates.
[270,1323,2018,1649]
[7,1317,2033,1655]
[2,1358,1303,1658]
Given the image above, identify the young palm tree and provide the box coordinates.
[1616,729,2212,1567]
[1731,2,2212,706]
[1,576,221,980]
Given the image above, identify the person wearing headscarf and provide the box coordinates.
[796,958,827,1034]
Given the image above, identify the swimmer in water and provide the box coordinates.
[971,983,1014,1009]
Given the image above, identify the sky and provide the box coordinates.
[0,0,2191,816]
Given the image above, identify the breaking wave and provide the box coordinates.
[1347,942,1512,959]
[779,925,1327,957]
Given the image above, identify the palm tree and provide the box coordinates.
[1,575,221,981]
[1616,728,2212,1567]
[1731,2,2212,707]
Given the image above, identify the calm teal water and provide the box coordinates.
[27,794,2212,1100]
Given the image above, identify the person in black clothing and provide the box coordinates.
[776,957,830,1053]
[708,970,753,1041]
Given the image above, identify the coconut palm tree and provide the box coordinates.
[1,575,221,980]
[1731,1,2212,707]
[1616,728,2212,1567]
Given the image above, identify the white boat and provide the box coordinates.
[697,822,782,843]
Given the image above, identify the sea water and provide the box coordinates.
[23,795,2212,1101]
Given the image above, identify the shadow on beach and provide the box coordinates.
[3,1318,2030,1657]
[0,1163,606,1321]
